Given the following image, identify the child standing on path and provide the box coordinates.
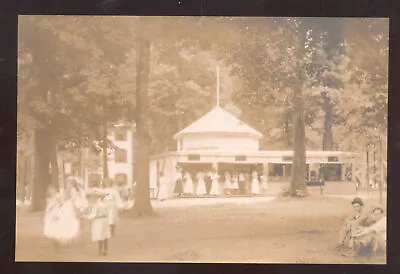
[88,192,111,256]
[102,178,124,237]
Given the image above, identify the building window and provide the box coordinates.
[115,173,128,186]
[115,129,127,141]
[188,154,200,161]
[115,149,128,163]
[235,155,247,161]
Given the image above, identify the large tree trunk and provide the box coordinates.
[284,111,292,147]
[31,128,51,211]
[102,118,109,179]
[290,88,307,197]
[133,33,154,216]
[322,92,333,151]
[49,140,59,191]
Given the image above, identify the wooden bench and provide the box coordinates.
[306,180,325,195]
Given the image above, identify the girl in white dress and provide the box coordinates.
[158,172,168,201]
[196,172,207,195]
[224,172,232,195]
[102,178,124,237]
[210,170,220,196]
[251,171,260,195]
[183,172,194,195]
[44,185,81,249]
[231,172,239,195]
[88,192,111,256]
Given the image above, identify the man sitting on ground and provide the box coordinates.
[353,206,387,256]
[337,197,369,251]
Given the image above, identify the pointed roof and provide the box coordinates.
[173,107,263,139]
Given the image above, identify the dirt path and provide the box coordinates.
[15,195,385,264]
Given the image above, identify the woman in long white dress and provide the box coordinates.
[183,172,194,195]
[87,192,111,256]
[196,172,207,195]
[158,172,169,201]
[251,171,260,195]
[210,170,220,196]
[224,172,232,195]
[102,178,124,237]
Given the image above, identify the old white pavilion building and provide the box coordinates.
[149,105,357,198]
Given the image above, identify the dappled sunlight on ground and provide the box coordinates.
[16,194,386,264]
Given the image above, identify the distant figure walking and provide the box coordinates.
[88,192,111,256]
[196,172,207,195]
[183,172,194,195]
[210,169,220,196]
[251,171,260,195]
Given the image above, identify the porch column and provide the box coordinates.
[263,162,269,190]
[341,164,346,181]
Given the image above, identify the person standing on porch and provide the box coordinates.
[251,170,260,195]
[231,172,239,195]
[173,166,183,197]
[183,172,194,195]
[205,170,213,195]
[224,171,233,195]
[157,172,168,201]
[196,171,207,195]
[210,168,220,196]
[238,172,246,195]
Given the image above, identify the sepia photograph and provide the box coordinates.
[16,16,388,264]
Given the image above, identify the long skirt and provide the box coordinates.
[158,184,168,200]
[210,180,220,195]
[196,179,207,195]
[224,179,232,189]
[183,179,194,194]
[251,179,260,195]
[173,179,183,194]
[44,201,80,244]
[92,217,111,242]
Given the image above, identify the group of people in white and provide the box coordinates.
[43,177,131,256]
[172,167,268,197]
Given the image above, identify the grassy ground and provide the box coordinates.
[15,192,386,264]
